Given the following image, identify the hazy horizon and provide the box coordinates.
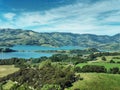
[0,0,120,35]
[1,28,120,36]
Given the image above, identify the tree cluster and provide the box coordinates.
[0,60,77,90]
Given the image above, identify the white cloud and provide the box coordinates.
[0,0,120,35]
[3,12,16,20]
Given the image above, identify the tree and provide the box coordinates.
[101,56,106,61]
[109,60,115,63]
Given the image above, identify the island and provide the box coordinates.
[0,48,16,52]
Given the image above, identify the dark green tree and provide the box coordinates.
[101,56,106,61]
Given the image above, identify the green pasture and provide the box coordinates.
[66,73,120,90]
[0,65,19,77]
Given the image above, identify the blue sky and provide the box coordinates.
[0,0,120,35]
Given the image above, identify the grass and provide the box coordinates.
[2,80,15,90]
[88,56,120,63]
[0,65,19,77]
[73,55,120,90]
[65,73,120,90]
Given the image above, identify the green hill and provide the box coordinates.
[0,28,119,51]
[66,73,120,90]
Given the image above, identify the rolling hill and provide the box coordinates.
[0,28,120,51]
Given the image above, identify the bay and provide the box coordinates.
[11,45,85,51]
[0,45,85,59]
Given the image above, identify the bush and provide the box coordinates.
[112,57,120,59]
[109,60,115,63]
[101,56,106,61]
[74,67,81,72]
[109,67,119,74]
[117,61,120,64]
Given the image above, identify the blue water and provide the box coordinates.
[11,45,85,51]
[0,52,52,59]
[0,45,85,59]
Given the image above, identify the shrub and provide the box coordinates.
[109,60,115,63]
[101,56,106,61]
[109,67,119,74]
[74,67,81,72]
[117,61,120,64]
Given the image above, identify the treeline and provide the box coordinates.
[0,58,25,65]
[69,48,99,54]
[0,51,120,66]
[74,65,120,74]
[0,53,86,66]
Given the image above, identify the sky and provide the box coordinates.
[0,0,120,35]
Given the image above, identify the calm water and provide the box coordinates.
[11,45,85,51]
[0,45,85,59]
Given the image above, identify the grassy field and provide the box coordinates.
[66,73,120,90]
[72,55,120,90]
[0,65,19,77]
[77,55,120,70]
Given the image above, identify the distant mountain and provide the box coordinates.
[0,28,120,51]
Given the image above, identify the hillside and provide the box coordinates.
[66,73,120,90]
[0,28,120,51]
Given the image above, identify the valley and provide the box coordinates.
[0,0,120,90]
[0,48,120,90]
[0,29,120,90]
